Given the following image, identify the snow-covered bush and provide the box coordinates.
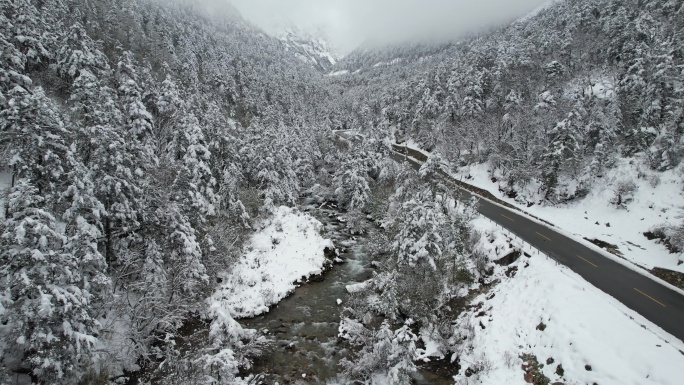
[468,230,489,274]
[334,156,372,210]
[339,319,418,384]
[384,172,476,320]
[610,179,638,208]
[344,208,369,235]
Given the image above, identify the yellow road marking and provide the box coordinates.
[536,232,552,241]
[576,255,598,268]
[501,214,515,221]
[634,288,667,308]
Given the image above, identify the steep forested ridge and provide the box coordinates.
[0,0,336,383]
[1,0,683,383]
[329,0,684,203]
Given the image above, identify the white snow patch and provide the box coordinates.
[210,206,334,318]
[454,218,684,384]
[415,333,444,362]
[346,281,369,294]
[454,158,684,273]
[327,70,350,77]
[586,77,616,99]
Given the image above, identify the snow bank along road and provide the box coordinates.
[390,152,684,344]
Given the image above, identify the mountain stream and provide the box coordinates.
[240,199,455,384]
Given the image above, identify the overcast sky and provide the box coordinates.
[228,0,550,54]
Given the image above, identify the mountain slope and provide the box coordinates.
[329,0,684,200]
[279,27,339,72]
[0,0,332,383]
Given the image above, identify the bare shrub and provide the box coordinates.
[610,179,637,208]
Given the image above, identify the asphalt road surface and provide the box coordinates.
[391,152,684,343]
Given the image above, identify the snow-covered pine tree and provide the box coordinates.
[2,0,51,73]
[541,112,582,200]
[1,180,103,384]
[382,155,473,320]
[0,86,70,203]
[116,49,156,165]
[339,319,418,385]
[241,122,299,210]
[334,156,371,211]
[169,112,217,224]
[55,23,108,84]
[60,149,110,313]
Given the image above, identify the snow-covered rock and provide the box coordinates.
[279,28,339,72]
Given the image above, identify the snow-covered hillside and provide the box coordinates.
[454,218,684,385]
[279,28,339,72]
[454,158,684,274]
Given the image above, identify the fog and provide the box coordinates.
[228,0,550,54]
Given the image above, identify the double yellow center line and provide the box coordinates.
[501,214,515,221]
[536,231,552,241]
[576,255,598,268]
[634,288,667,307]
[498,212,669,310]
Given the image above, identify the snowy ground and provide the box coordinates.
[327,69,350,76]
[454,159,684,273]
[210,206,334,318]
[453,217,684,385]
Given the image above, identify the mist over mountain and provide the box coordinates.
[230,0,549,54]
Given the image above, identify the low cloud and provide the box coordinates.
[229,0,549,53]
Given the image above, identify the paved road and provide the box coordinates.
[391,152,684,343]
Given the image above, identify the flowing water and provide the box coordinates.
[125,200,455,384]
[240,200,456,384]
[239,200,371,383]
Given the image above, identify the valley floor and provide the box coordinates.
[214,200,684,384]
